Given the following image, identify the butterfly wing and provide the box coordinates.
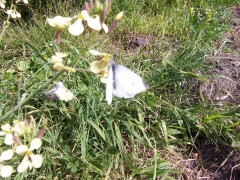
[112,63,147,99]
[105,63,114,104]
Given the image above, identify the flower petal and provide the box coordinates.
[11,13,17,19]
[52,63,76,72]
[89,50,101,56]
[7,10,12,15]
[1,124,11,131]
[4,133,14,145]
[17,156,30,173]
[16,145,28,155]
[30,154,43,168]
[47,16,72,30]
[0,149,14,161]
[52,62,65,71]
[0,3,5,9]
[68,18,84,36]
[50,55,63,64]
[54,87,75,102]
[87,16,102,30]
[46,18,55,27]
[62,66,76,73]
[102,23,109,33]
[0,165,13,178]
[55,52,68,58]
[0,131,6,136]
[11,125,22,135]
[16,12,21,18]
[30,138,42,150]
[81,10,91,20]
[89,60,108,74]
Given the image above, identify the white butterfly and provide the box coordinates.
[106,61,148,104]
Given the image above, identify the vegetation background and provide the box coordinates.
[0,0,239,179]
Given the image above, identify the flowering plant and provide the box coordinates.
[0,0,147,178]
[0,117,45,177]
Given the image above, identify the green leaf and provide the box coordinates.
[114,122,124,152]
[16,61,29,71]
[107,146,118,154]
[232,140,240,148]
[88,120,106,141]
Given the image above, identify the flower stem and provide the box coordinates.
[0,4,13,44]
[0,70,65,121]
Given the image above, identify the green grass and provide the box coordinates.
[0,0,240,179]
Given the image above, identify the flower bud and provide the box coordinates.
[108,12,123,33]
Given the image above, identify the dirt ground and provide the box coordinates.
[182,6,240,180]
[201,6,240,104]
[170,140,240,180]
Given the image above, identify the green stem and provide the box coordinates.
[86,31,98,49]
[0,70,65,121]
[0,4,13,44]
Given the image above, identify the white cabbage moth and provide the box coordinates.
[106,61,148,104]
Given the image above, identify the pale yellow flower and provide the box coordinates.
[50,52,76,72]
[49,82,75,102]
[0,149,14,162]
[81,10,102,31]
[89,50,111,74]
[0,149,14,178]
[7,9,21,18]
[16,0,28,4]
[55,52,68,58]
[47,16,72,30]
[16,138,43,173]
[52,63,76,72]
[0,0,6,9]
[0,124,14,145]
[0,165,13,178]
[11,120,26,136]
[102,23,109,33]
[50,55,63,64]
[89,50,103,56]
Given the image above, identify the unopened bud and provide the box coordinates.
[115,12,123,20]
[89,0,94,9]
[84,2,90,11]
[13,135,20,145]
[42,118,49,127]
[100,7,106,23]
[38,127,46,139]
[108,12,123,33]
[106,0,112,12]
[95,0,103,12]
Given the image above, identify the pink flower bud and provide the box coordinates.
[38,127,46,139]
[84,2,90,11]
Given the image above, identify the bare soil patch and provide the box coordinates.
[201,6,240,104]
[170,143,240,180]
[178,5,240,180]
